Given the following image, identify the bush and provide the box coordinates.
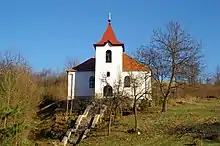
[0,52,42,145]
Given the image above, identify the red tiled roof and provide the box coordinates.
[72,57,95,71]
[69,54,149,72]
[94,23,124,50]
[122,54,149,71]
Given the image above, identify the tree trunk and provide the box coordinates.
[15,122,18,146]
[133,100,138,132]
[120,106,123,117]
[4,93,10,128]
[66,99,69,120]
[70,99,73,115]
[4,118,7,128]
[98,98,101,128]
[108,110,112,136]
[113,105,119,123]
[161,97,167,112]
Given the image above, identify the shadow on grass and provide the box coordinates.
[35,96,91,141]
[35,95,71,141]
[169,122,220,143]
[37,95,59,120]
[122,111,133,116]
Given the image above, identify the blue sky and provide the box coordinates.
[0,0,219,73]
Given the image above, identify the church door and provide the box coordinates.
[103,85,113,97]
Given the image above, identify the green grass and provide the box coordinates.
[80,98,220,146]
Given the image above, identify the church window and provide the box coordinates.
[89,76,95,88]
[124,76,130,87]
[106,50,112,63]
[107,72,110,77]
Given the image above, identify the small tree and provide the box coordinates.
[135,21,203,112]
[100,73,128,135]
[100,69,152,133]
[213,65,220,85]
[64,57,79,71]
[128,72,151,132]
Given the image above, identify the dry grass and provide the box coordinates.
[0,51,68,145]
[80,97,220,146]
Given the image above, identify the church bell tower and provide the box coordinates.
[93,13,125,96]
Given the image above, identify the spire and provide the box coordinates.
[108,13,111,24]
[93,13,124,51]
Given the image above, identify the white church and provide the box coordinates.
[67,15,152,100]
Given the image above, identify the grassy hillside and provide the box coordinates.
[80,97,220,146]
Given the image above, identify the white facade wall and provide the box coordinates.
[121,71,152,100]
[67,68,152,100]
[95,43,123,95]
[67,71,95,99]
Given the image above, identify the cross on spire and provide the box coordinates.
[108,12,111,24]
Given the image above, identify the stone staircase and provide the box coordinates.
[61,102,107,146]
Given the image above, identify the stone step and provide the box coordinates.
[91,114,100,128]
[62,102,107,146]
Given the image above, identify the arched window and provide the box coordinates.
[89,76,95,88]
[106,50,112,63]
[107,72,110,77]
[103,85,113,96]
[124,76,130,87]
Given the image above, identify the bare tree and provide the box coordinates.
[213,65,220,85]
[0,51,29,129]
[99,69,152,133]
[100,73,129,135]
[64,57,79,71]
[0,50,41,145]
[128,72,151,132]
[135,21,203,112]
